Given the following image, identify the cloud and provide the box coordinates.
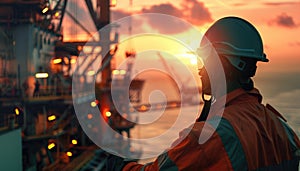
[288,41,300,47]
[181,0,213,25]
[263,1,300,6]
[140,3,191,34]
[232,3,247,7]
[111,9,132,21]
[140,1,212,34]
[142,3,184,18]
[269,13,298,28]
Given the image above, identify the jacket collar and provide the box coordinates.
[225,88,262,106]
[207,88,262,120]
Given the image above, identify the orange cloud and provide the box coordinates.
[181,0,213,25]
[263,1,300,6]
[129,1,212,34]
[142,3,184,18]
[269,13,298,28]
[288,41,300,47]
[111,9,131,21]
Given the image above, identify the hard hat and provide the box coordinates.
[198,16,268,71]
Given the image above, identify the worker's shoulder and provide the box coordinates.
[186,119,230,139]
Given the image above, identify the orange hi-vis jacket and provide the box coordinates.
[123,88,300,171]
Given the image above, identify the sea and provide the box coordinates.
[127,70,300,163]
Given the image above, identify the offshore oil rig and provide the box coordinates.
[0,0,144,170]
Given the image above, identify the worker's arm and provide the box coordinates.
[122,123,226,171]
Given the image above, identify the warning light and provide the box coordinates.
[53,58,62,64]
[48,143,55,150]
[87,70,95,76]
[48,115,56,121]
[35,73,49,78]
[54,11,60,17]
[112,70,120,75]
[70,58,76,64]
[66,151,72,157]
[42,7,49,14]
[119,70,126,75]
[105,111,111,118]
[15,108,20,115]
[71,139,78,145]
[90,101,97,107]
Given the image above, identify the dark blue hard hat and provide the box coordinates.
[198,16,269,71]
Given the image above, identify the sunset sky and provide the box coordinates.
[112,0,300,72]
[63,0,300,74]
[62,0,300,134]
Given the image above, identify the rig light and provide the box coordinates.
[48,143,55,150]
[35,73,49,79]
[66,151,72,157]
[48,115,56,121]
[91,101,97,107]
[71,139,78,145]
[15,108,20,115]
[53,58,62,64]
[42,7,49,14]
[105,111,111,118]
[87,70,95,76]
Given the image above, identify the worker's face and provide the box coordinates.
[198,53,226,97]
[199,67,211,95]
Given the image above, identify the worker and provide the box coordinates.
[106,16,300,170]
[33,79,40,97]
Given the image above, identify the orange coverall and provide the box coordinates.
[123,88,300,170]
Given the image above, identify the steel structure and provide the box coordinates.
[0,0,133,170]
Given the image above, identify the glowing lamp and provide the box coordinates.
[90,101,97,107]
[35,73,49,78]
[105,111,111,118]
[48,115,56,121]
[66,151,72,157]
[15,108,20,115]
[42,7,49,14]
[71,139,78,145]
[112,70,120,75]
[48,143,55,150]
[70,58,76,64]
[54,11,60,17]
[119,70,126,75]
[87,70,95,76]
[53,58,62,64]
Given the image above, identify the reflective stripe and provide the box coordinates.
[157,152,178,171]
[208,117,248,171]
[279,119,299,153]
[140,162,153,171]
